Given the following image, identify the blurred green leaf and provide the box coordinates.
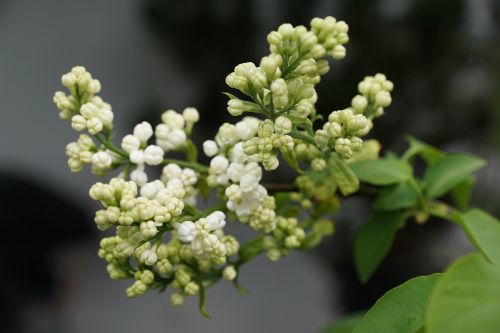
[350,159,412,186]
[450,177,475,210]
[283,150,303,174]
[353,274,441,333]
[402,136,444,164]
[423,153,485,198]
[461,209,500,265]
[355,211,406,283]
[426,253,500,333]
[374,182,419,211]
[323,312,365,333]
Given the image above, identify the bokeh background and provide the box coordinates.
[0,0,499,332]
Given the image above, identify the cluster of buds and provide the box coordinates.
[242,117,294,170]
[315,108,371,159]
[263,217,306,261]
[351,73,394,118]
[53,16,394,315]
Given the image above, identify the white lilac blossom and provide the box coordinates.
[53,16,395,316]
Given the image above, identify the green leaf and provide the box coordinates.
[374,182,419,211]
[426,253,500,333]
[323,312,365,333]
[402,136,444,165]
[355,211,407,283]
[222,92,238,100]
[282,206,302,218]
[460,209,500,266]
[423,153,485,198]
[349,159,412,186]
[450,177,475,210]
[282,150,304,173]
[329,154,359,196]
[353,274,441,333]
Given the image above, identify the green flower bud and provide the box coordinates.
[170,293,184,307]
[184,281,199,296]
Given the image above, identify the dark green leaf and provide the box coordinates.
[350,159,412,186]
[374,182,419,211]
[426,253,500,333]
[282,206,301,218]
[323,312,365,333]
[355,211,407,283]
[329,154,359,195]
[402,136,444,165]
[423,153,485,198]
[353,274,441,333]
[460,209,500,266]
[274,192,292,214]
[450,177,475,210]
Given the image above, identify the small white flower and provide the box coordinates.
[206,211,226,231]
[177,221,197,242]
[121,134,141,153]
[133,121,153,143]
[182,107,199,123]
[144,145,164,165]
[227,163,245,182]
[239,173,260,192]
[203,140,218,157]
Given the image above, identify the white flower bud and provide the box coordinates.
[140,249,158,266]
[227,99,245,116]
[351,95,368,113]
[133,121,153,143]
[203,140,218,157]
[144,145,164,165]
[130,150,145,165]
[182,107,199,123]
[92,151,113,169]
[177,221,197,242]
[130,168,148,186]
[71,115,87,131]
[332,45,346,60]
[121,134,141,153]
[375,91,392,107]
[140,221,158,238]
[223,266,237,281]
[274,116,292,134]
[86,117,103,135]
[210,155,229,173]
[161,110,185,129]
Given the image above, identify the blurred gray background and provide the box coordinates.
[0,0,499,332]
